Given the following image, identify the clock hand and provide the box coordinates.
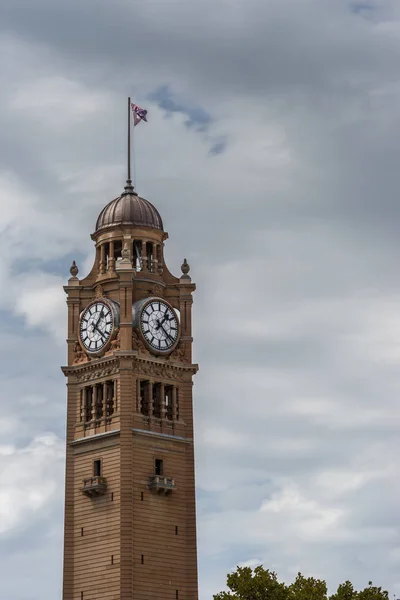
[160,323,173,342]
[94,309,105,329]
[155,312,170,330]
[93,323,106,339]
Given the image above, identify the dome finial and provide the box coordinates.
[123,178,137,196]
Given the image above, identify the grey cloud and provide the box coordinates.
[2,0,400,598]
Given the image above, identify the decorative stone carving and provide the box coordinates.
[121,243,131,263]
[132,329,150,356]
[147,284,164,298]
[72,341,88,365]
[95,284,104,298]
[70,260,79,278]
[133,359,187,382]
[166,342,187,363]
[76,364,119,383]
[105,331,120,355]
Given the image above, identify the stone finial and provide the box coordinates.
[69,260,79,278]
[181,258,191,280]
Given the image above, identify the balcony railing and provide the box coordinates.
[81,476,108,497]
[148,475,176,495]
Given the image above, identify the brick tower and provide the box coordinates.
[61,174,198,600]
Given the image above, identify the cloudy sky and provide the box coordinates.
[1,0,400,598]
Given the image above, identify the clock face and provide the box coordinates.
[79,301,114,353]
[140,299,179,352]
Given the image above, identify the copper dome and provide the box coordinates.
[95,181,164,233]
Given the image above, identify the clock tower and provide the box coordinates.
[61,176,198,600]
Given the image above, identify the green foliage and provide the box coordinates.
[288,572,327,600]
[357,581,389,600]
[329,581,357,600]
[213,566,288,600]
[213,566,390,600]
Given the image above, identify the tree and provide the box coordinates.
[288,572,327,600]
[357,581,389,600]
[330,581,357,600]
[213,566,390,600]
[213,566,289,600]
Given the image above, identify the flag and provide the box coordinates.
[131,103,148,126]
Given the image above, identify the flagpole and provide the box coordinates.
[128,96,131,182]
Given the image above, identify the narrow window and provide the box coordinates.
[165,386,173,420]
[141,492,144,501]
[133,240,142,271]
[176,388,180,421]
[146,241,153,271]
[114,240,122,261]
[80,527,84,537]
[175,526,178,535]
[111,492,114,502]
[85,386,93,422]
[141,554,144,564]
[153,383,161,418]
[176,591,179,599]
[155,458,163,476]
[132,241,138,269]
[93,460,101,477]
[111,555,114,565]
[80,389,84,422]
[106,381,115,416]
[104,242,110,271]
[140,381,149,416]
[95,384,103,419]
[81,593,84,600]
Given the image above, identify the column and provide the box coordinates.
[100,244,106,275]
[160,383,165,419]
[157,244,164,274]
[108,240,115,273]
[95,245,101,276]
[81,388,86,422]
[99,243,106,275]
[136,380,140,413]
[172,386,178,421]
[113,379,118,413]
[141,240,147,271]
[152,242,158,273]
[116,243,134,351]
[92,385,97,421]
[148,381,153,420]
[103,382,107,417]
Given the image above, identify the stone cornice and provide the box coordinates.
[61,352,198,383]
[70,429,120,446]
[132,428,190,444]
[131,356,198,382]
[61,355,118,380]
